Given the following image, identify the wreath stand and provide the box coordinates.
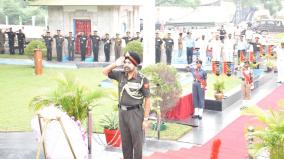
[36,114,77,159]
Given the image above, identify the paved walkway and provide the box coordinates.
[0,58,281,159]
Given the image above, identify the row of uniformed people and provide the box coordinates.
[0,28,26,55]
[41,30,143,62]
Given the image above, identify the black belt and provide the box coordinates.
[118,104,141,111]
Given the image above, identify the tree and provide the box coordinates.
[156,0,200,8]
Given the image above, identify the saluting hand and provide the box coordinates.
[115,56,125,66]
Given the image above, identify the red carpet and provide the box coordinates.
[144,84,284,159]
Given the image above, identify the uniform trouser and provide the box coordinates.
[80,46,86,61]
[68,47,74,61]
[186,47,193,64]
[9,43,15,54]
[93,47,99,62]
[155,47,161,63]
[0,42,4,53]
[254,51,260,62]
[47,47,52,61]
[165,48,172,65]
[56,46,62,62]
[104,48,110,62]
[18,43,24,55]
[241,81,251,100]
[192,82,205,108]
[114,46,122,60]
[119,108,144,159]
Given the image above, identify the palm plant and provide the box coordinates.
[242,100,284,159]
[29,73,104,122]
[100,112,119,130]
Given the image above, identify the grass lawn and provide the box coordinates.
[0,54,30,59]
[0,64,192,140]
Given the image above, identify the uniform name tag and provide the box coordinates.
[127,82,141,89]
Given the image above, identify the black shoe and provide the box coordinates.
[276,81,282,83]
[192,115,198,119]
[198,115,202,120]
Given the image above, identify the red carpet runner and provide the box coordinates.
[144,84,284,159]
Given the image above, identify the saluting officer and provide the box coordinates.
[42,31,53,61]
[65,32,75,61]
[163,32,174,65]
[102,33,111,62]
[188,59,207,119]
[155,32,163,63]
[77,32,88,61]
[53,30,64,62]
[0,29,5,54]
[133,32,143,42]
[122,31,132,45]
[90,30,100,62]
[114,33,122,60]
[5,28,15,55]
[102,52,151,159]
[16,29,25,55]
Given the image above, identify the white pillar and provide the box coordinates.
[5,16,8,25]
[45,16,48,28]
[142,0,155,66]
[32,16,36,26]
[19,16,22,25]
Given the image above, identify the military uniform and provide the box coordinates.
[155,36,163,63]
[90,34,100,62]
[102,36,111,62]
[16,32,25,55]
[188,61,207,119]
[163,37,174,65]
[114,36,122,60]
[108,70,150,159]
[42,34,53,61]
[78,34,88,61]
[0,30,5,54]
[122,35,132,45]
[53,34,64,62]
[65,35,75,61]
[6,31,15,55]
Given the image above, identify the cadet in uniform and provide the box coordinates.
[42,31,53,61]
[53,30,64,62]
[122,31,132,45]
[133,32,143,42]
[16,29,25,55]
[114,33,122,60]
[155,32,163,63]
[77,32,88,61]
[0,29,5,54]
[6,28,15,55]
[188,60,207,119]
[102,33,111,62]
[65,32,75,61]
[163,33,174,65]
[102,52,151,159]
[90,30,100,62]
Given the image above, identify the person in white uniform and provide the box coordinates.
[276,40,284,83]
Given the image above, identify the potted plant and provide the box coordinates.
[266,60,274,72]
[100,112,121,147]
[213,77,225,100]
[242,101,284,159]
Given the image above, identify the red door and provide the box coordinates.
[74,19,92,56]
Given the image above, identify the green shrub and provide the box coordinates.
[213,76,225,93]
[123,41,143,58]
[24,40,46,59]
[142,63,182,118]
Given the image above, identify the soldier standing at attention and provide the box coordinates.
[0,29,5,54]
[53,30,64,62]
[16,29,26,55]
[90,30,100,62]
[102,33,111,62]
[42,31,53,61]
[122,31,132,45]
[163,32,174,65]
[188,59,207,119]
[5,28,15,55]
[102,52,151,159]
[114,33,122,60]
[77,32,88,61]
[65,32,75,61]
[155,32,163,63]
